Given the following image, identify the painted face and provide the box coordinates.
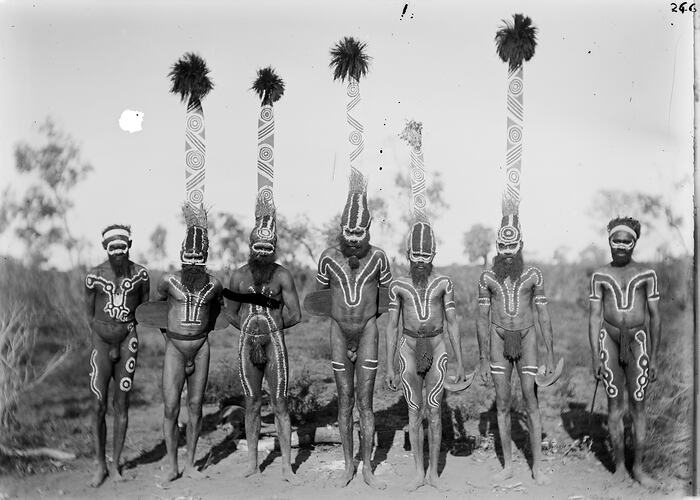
[181,226,208,265]
[101,227,132,257]
[496,215,522,257]
[340,192,371,244]
[250,215,277,256]
[609,229,636,265]
[407,222,436,264]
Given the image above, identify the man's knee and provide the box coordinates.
[338,392,355,414]
[427,406,441,424]
[164,402,180,420]
[94,400,108,418]
[187,399,203,416]
[271,397,288,415]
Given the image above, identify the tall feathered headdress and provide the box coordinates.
[330,37,373,234]
[400,120,435,262]
[250,66,285,255]
[494,14,537,253]
[169,52,213,263]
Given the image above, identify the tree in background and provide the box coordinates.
[463,224,494,266]
[578,243,608,266]
[147,225,168,270]
[0,118,93,268]
[207,211,249,273]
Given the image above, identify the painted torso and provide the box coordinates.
[233,264,285,335]
[86,261,149,325]
[316,246,392,334]
[590,263,659,327]
[479,267,543,330]
[389,273,454,351]
[160,272,222,336]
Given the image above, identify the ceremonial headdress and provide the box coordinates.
[494,14,537,255]
[249,67,284,255]
[168,53,213,265]
[101,224,131,255]
[330,36,372,240]
[399,120,436,263]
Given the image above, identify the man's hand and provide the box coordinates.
[479,358,490,384]
[591,358,602,381]
[455,364,466,383]
[385,371,400,391]
[649,364,657,383]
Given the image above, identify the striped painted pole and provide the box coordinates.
[184,96,206,206]
[502,65,524,217]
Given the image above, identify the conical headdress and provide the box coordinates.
[169,52,213,263]
[400,120,435,262]
[494,14,536,250]
[250,67,284,253]
[330,36,372,232]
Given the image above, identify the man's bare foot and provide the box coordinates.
[335,466,355,488]
[89,464,108,488]
[243,464,260,478]
[362,467,387,490]
[183,465,208,480]
[532,468,550,485]
[109,463,125,483]
[491,466,513,484]
[632,468,659,489]
[405,473,424,492]
[426,470,448,491]
[281,466,301,485]
[602,467,628,488]
[164,468,180,483]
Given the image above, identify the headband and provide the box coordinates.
[102,227,131,242]
[608,225,638,240]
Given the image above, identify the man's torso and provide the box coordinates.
[318,245,391,333]
[161,272,222,335]
[480,267,542,330]
[590,263,658,328]
[234,264,286,335]
[86,261,148,325]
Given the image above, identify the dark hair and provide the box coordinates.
[607,217,641,238]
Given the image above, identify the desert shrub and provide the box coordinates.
[205,357,242,404]
[286,367,325,425]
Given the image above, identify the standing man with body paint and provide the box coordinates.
[313,37,392,489]
[85,224,150,487]
[476,13,555,485]
[155,52,224,482]
[385,120,465,492]
[589,217,661,488]
[226,67,302,483]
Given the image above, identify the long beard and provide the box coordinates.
[493,252,524,283]
[181,265,209,293]
[611,249,633,267]
[339,235,370,270]
[410,262,433,288]
[108,253,131,278]
[248,251,277,289]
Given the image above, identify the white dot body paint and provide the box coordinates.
[119,109,144,133]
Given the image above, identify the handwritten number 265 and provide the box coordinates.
[671,2,697,12]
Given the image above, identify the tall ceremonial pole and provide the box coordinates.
[693,9,699,496]
[495,13,537,220]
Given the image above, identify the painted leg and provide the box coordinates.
[88,345,110,488]
[183,340,210,479]
[162,340,186,482]
[356,322,385,490]
[110,333,137,482]
[240,336,264,478]
[425,351,448,491]
[400,339,425,491]
[606,396,628,484]
[266,332,298,484]
[490,332,514,483]
[330,321,356,487]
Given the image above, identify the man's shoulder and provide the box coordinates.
[522,266,544,281]
[590,264,616,279]
[479,269,495,281]
[131,262,149,274]
[87,261,110,276]
[368,245,388,257]
[319,246,341,260]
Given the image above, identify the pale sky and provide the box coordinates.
[0,0,694,268]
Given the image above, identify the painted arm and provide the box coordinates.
[315,253,331,291]
[281,269,302,329]
[155,275,169,339]
[444,280,464,381]
[84,276,96,322]
[588,274,604,380]
[647,274,661,382]
[140,271,151,305]
[532,272,554,374]
[225,271,243,330]
[476,274,492,383]
[384,285,401,391]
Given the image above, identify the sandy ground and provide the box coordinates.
[0,401,688,500]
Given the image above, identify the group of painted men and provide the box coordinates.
[84,212,661,490]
